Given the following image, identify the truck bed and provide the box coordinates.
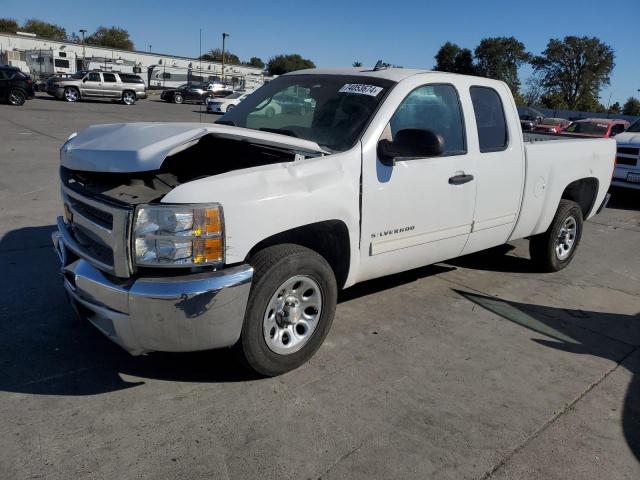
[509,135,616,241]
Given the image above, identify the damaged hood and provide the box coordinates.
[60,122,329,172]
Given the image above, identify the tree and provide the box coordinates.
[623,97,640,116]
[434,42,475,74]
[85,27,134,50]
[0,18,18,33]
[532,36,615,110]
[607,102,621,115]
[352,61,362,67]
[522,74,544,106]
[247,57,265,69]
[474,37,530,94]
[540,91,568,110]
[67,31,80,44]
[267,54,315,75]
[22,19,66,41]
[200,48,240,65]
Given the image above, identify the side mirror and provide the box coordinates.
[377,129,445,166]
[82,78,88,83]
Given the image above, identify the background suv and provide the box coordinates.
[0,65,35,106]
[46,71,147,105]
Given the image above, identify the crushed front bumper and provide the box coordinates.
[52,226,253,356]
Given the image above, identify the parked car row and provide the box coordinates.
[518,106,631,139]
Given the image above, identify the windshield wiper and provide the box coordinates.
[259,128,298,138]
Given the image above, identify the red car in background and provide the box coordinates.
[534,117,571,134]
[559,118,630,138]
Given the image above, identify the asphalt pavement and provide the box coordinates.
[0,93,639,479]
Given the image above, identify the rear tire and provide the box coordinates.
[121,90,136,105]
[239,244,337,376]
[7,89,25,106]
[63,87,79,102]
[529,200,583,272]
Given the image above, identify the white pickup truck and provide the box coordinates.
[52,67,615,375]
[612,118,640,190]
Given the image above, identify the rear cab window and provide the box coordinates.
[470,86,508,152]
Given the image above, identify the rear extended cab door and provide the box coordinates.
[460,80,525,255]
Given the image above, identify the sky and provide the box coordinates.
[3,0,639,104]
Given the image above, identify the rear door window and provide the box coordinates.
[470,87,508,152]
[102,73,117,83]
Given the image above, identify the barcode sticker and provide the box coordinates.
[339,84,384,96]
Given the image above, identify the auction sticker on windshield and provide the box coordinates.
[339,84,384,96]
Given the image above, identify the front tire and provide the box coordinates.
[7,89,25,106]
[240,244,337,376]
[173,93,184,104]
[529,200,583,272]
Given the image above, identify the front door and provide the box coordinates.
[82,72,102,97]
[359,82,477,281]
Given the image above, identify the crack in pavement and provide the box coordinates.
[479,345,639,479]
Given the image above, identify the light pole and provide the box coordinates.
[79,29,87,69]
[221,32,229,84]
[149,44,152,53]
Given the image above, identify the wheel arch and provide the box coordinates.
[246,220,351,289]
[560,177,599,218]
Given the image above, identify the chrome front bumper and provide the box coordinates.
[52,226,253,356]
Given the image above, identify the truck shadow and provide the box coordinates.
[0,225,258,398]
[455,289,640,463]
[446,244,541,273]
[608,187,640,212]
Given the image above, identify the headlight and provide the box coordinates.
[133,204,224,267]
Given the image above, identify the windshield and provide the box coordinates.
[627,119,640,132]
[564,122,608,135]
[217,74,395,152]
[70,71,87,79]
[541,118,562,125]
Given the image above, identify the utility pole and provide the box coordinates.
[79,29,87,69]
[149,44,152,53]
[221,32,229,84]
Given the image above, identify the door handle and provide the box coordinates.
[448,174,474,185]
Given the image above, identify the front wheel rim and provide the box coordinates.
[555,216,577,260]
[263,275,322,355]
[65,89,77,101]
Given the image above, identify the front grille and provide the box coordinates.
[62,185,132,277]
[71,226,114,265]
[68,197,113,229]
[617,146,639,156]
[617,156,638,166]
